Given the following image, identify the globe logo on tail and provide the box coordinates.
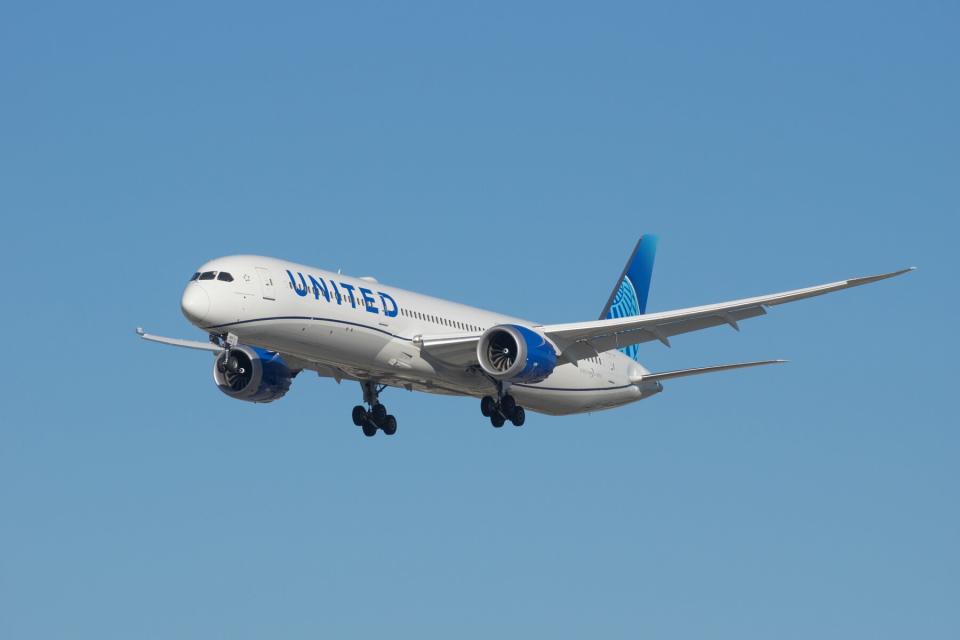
[608,276,640,360]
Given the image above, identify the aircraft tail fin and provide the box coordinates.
[599,235,658,360]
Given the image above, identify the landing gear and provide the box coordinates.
[382,415,398,436]
[352,405,367,427]
[480,396,496,417]
[481,392,526,428]
[353,381,398,437]
[500,394,516,418]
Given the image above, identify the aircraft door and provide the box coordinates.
[256,267,276,300]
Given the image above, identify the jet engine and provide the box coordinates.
[476,324,558,383]
[213,345,295,403]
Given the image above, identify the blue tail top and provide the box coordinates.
[599,235,658,360]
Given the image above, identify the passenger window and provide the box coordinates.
[198,271,216,280]
[217,272,234,282]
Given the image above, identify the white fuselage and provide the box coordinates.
[182,255,661,415]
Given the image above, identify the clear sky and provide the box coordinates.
[1,1,957,638]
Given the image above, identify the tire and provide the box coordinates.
[371,403,387,424]
[480,396,496,417]
[382,415,397,436]
[352,405,367,426]
[510,406,525,427]
[490,413,505,428]
[362,422,378,437]
[501,394,517,417]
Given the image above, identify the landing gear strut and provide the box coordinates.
[212,333,246,384]
[353,381,398,437]
[480,384,525,428]
[211,332,240,372]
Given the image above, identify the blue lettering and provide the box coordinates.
[287,270,308,297]
[340,282,357,308]
[330,281,342,304]
[378,292,398,318]
[308,275,330,302]
[359,287,378,314]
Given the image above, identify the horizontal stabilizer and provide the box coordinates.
[638,359,787,383]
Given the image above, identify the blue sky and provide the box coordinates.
[1,1,957,638]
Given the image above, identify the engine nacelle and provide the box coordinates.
[477,324,558,383]
[212,345,295,403]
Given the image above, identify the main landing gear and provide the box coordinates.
[352,381,397,437]
[480,391,525,428]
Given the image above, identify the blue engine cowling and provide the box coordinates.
[477,324,558,383]
[212,345,295,403]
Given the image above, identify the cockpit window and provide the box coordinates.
[190,272,200,281]
[198,271,217,280]
[217,272,234,282]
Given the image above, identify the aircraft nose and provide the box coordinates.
[181,283,210,325]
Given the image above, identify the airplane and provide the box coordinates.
[138,235,913,437]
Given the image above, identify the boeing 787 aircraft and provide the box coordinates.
[139,236,912,436]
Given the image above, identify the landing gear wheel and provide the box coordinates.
[382,415,397,436]
[500,394,517,417]
[490,413,506,428]
[357,381,399,437]
[352,405,367,427]
[510,406,525,427]
[480,396,496,417]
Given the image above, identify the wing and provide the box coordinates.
[421,267,912,367]
[137,327,347,380]
[415,333,482,368]
[136,327,221,352]
[543,267,914,361]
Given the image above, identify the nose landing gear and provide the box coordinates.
[353,381,398,437]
